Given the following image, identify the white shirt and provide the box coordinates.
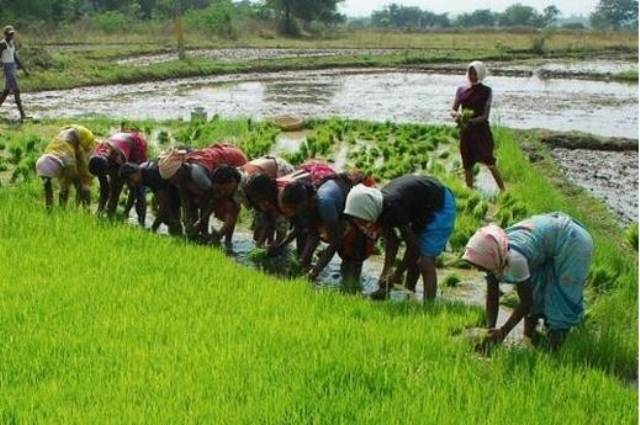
[1,40,15,64]
[503,250,530,284]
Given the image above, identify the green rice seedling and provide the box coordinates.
[466,193,482,211]
[588,266,620,295]
[444,273,461,288]
[500,289,520,309]
[497,209,513,228]
[472,201,489,220]
[8,145,23,165]
[158,130,170,145]
[460,108,475,125]
[449,214,478,252]
[249,247,269,263]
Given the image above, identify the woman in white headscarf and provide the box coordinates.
[450,61,505,192]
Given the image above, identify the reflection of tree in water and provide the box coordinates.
[263,76,342,105]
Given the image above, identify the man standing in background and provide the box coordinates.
[0,25,28,121]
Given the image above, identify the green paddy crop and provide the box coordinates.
[0,118,636,424]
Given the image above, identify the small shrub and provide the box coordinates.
[92,11,130,34]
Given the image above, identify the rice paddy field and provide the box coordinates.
[15,29,638,92]
[0,117,637,424]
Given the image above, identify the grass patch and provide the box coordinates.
[0,118,636,422]
[0,181,636,424]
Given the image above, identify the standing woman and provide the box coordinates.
[463,212,594,350]
[451,61,504,191]
[0,25,28,120]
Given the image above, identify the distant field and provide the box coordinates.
[25,27,639,52]
[7,28,636,92]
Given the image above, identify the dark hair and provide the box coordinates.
[89,155,109,176]
[119,162,140,180]
[211,165,241,184]
[245,174,277,205]
[281,181,314,206]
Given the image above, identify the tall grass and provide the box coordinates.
[0,119,636,423]
[0,183,636,424]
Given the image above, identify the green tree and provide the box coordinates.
[498,3,544,27]
[590,0,638,29]
[542,5,561,26]
[267,0,344,34]
[370,3,448,28]
[455,9,497,27]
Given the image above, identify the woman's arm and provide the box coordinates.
[300,230,320,270]
[268,224,300,255]
[379,225,400,283]
[15,52,28,75]
[488,279,533,343]
[106,175,124,216]
[398,224,420,258]
[485,273,500,329]
[96,175,110,214]
[450,87,462,118]
[309,220,342,280]
[43,178,53,209]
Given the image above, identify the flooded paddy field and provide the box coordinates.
[20,68,638,138]
[111,46,637,80]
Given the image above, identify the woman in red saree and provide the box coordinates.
[451,61,505,192]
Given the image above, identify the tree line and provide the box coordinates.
[0,0,636,34]
[365,1,638,31]
[0,0,345,35]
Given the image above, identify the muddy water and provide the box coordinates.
[116,48,404,66]
[552,148,638,223]
[485,59,636,78]
[223,230,523,342]
[21,68,638,138]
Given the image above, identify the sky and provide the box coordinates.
[339,1,600,17]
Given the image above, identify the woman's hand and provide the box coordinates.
[307,269,319,282]
[486,327,507,343]
[450,110,460,121]
[388,269,404,286]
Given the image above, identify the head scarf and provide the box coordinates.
[36,154,64,178]
[462,224,509,276]
[344,184,384,222]
[158,148,187,179]
[467,60,487,84]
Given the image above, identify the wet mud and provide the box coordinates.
[115,47,406,66]
[552,148,638,224]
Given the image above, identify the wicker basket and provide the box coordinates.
[273,115,303,132]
